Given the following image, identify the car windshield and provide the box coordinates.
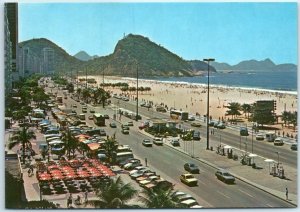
[222,172,231,176]
[185,175,194,179]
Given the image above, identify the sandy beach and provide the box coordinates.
[83,75,297,122]
[89,76,297,119]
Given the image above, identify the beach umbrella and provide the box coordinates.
[264,159,274,174]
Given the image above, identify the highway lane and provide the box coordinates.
[46,82,294,208]
[110,120,293,208]
[111,98,297,167]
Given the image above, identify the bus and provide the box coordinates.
[170,109,189,121]
[93,113,105,126]
[114,152,134,164]
[266,132,277,142]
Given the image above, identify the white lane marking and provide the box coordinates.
[238,189,254,198]
[217,191,230,199]
[266,204,273,207]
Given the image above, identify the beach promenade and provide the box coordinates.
[7,82,297,208]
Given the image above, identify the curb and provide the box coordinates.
[138,129,297,207]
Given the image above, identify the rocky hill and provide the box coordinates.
[212,58,297,71]
[19,35,215,77]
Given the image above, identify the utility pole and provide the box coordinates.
[85,67,88,89]
[136,62,139,121]
[203,58,215,150]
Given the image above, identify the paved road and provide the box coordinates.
[111,98,297,167]
[45,82,295,208]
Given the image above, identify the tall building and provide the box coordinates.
[42,47,55,75]
[4,3,18,91]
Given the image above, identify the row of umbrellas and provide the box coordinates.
[37,159,115,181]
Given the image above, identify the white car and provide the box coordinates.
[153,137,163,145]
[129,166,147,175]
[256,133,265,141]
[124,160,142,170]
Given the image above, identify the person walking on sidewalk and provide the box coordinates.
[286,187,288,200]
[84,190,88,203]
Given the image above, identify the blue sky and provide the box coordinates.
[19,2,297,65]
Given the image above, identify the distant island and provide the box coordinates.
[73,51,99,61]
[19,34,297,77]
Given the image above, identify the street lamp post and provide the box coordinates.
[275,151,280,165]
[136,62,139,121]
[251,124,254,153]
[85,67,88,89]
[203,58,215,150]
[244,142,248,153]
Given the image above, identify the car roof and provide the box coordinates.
[182,173,193,177]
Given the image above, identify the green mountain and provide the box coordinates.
[88,34,215,77]
[19,38,85,74]
[19,35,215,77]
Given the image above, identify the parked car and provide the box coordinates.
[127,121,134,126]
[90,109,95,113]
[184,163,200,174]
[88,115,93,120]
[110,122,117,128]
[99,129,106,136]
[170,139,180,147]
[216,122,226,129]
[121,129,129,134]
[129,166,147,175]
[119,158,135,168]
[215,169,235,184]
[256,133,265,141]
[124,160,142,170]
[103,114,109,119]
[180,199,202,208]
[274,138,284,146]
[191,122,201,127]
[291,144,297,151]
[188,116,195,121]
[131,170,154,180]
[153,137,163,145]
[180,174,198,186]
[142,139,153,147]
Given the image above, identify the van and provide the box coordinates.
[193,131,201,140]
[266,132,277,142]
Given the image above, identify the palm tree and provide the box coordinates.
[62,130,78,160]
[281,111,290,127]
[241,103,251,119]
[102,136,118,163]
[138,188,179,208]
[88,176,137,208]
[225,102,241,121]
[9,127,36,164]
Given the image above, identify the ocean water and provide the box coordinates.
[147,70,297,92]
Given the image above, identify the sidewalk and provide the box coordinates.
[139,129,297,206]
